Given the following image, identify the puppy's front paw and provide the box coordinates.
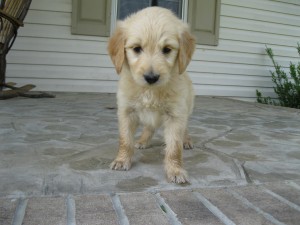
[166,167,189,184]
[110,159,131,171]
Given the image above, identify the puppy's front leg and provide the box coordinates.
[110,109,138,170]
[164,118,189,183]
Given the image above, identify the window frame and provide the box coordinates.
[71,0,220,46]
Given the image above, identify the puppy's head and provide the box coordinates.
[108,7,195,87]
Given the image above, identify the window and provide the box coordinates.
[117,0,184,20]
[110,0,187,32]
[71,0,220,45]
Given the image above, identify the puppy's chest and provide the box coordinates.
[131,91,170,126]
[134,91,168,111]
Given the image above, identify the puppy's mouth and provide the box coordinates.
[143,72,160,85]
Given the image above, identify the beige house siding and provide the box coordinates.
[6,0,300,100]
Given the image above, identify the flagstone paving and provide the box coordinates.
[0,93,299,224]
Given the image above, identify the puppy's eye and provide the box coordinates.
[162,47,172,54]
[133,46,142,54]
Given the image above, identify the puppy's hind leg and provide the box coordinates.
[183,129,193,150]
[110,111,138,171]
[135,126,155,149]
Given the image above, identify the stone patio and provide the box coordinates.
[0,93,300,224]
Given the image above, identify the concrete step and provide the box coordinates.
[1,182,300,225]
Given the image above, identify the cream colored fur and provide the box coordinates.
[108,7,195,183]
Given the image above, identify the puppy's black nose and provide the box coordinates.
[144,72,160,84]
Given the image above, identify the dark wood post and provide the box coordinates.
[0,47,6,91]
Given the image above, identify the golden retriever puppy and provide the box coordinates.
[108,7,195,183]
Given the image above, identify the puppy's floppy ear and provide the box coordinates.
[178,30,196,74]
[108,23,126,74]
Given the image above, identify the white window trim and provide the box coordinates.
[110,0,188,35]
[182,0,188,23]
[110,0,118,34]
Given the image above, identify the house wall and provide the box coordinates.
[6,0,300,100]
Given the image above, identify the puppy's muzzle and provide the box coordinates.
[144,72,160,84]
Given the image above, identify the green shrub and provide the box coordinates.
[256,44,300,109]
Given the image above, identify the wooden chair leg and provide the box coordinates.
[0,83,55,100]
[1,0,54,100]
[0,54,55,100]
[0,53,6,91]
